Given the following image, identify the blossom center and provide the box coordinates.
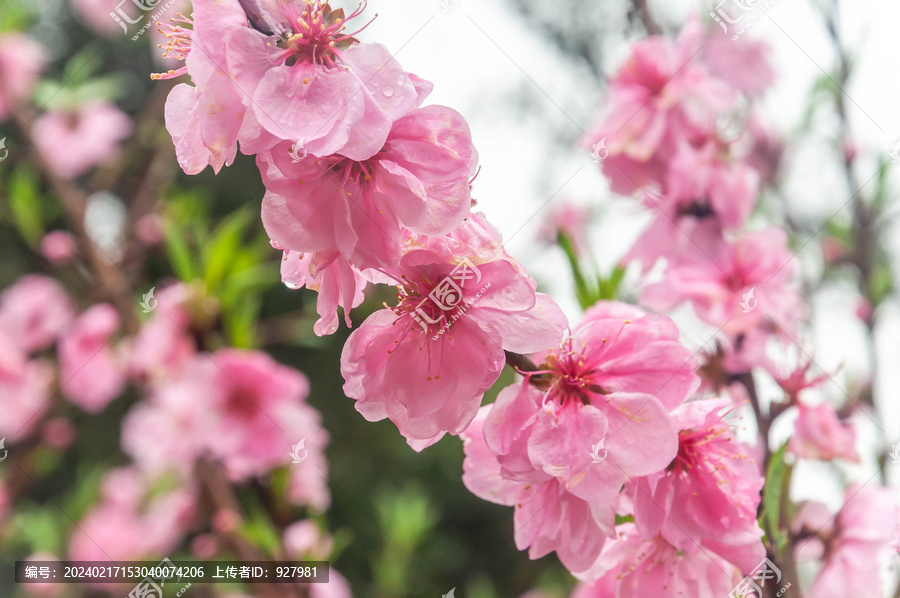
[540,338,608,404]
[280,1,372,67]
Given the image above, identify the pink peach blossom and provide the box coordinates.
[41,417,77,450]
[633,398,765,574]
[537,203,592,255]
[462,407,615,574]
[123,349,330,508]
[0,333,54,442]
[0,274,75,353]
[789,401,859,462]
[128,314,196,382]
[640,226,805,338]
[59,304,127,413]
[0,33,46,122]
[284,520,334,560]
[571,524,742,598]
[71,0,123,37]
[581,20,733,195]
[32,102,132,179]
[462,302,697,573]
[39,230,76,265]
[225,1,422,161]
[260,104,478,269]
[68,467,195,561]
[341,214,567,449]
[700,33,775,96]
[795,484,899,598]
[660,138,759,229]
[21,552,63,598]
[280,249,370,336]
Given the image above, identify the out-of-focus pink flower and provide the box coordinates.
[68,467,195,561]
[462,407,616,575]
[582,20,733,195]
[700,33,775,96]
[537,203,592,254]
[190,533,219,559]
[0,483,9,522]
[204,349,327,487]
[42,417,77,450]
[260,105,478,270]
[21,553,63,598]
[789,402,859,462]
[40,230,76,265]
[0,334,54,442]
[462,302,697,574]
[640,226,805,337]
[570,524,741,598]
[71,0,122,37]
[633,398,765,574]
[123,349,330,508]
[308,570,352,598]
[32,102,132,179]
[660,138,759,229]
[135,213,166,245]
[0,33,46,121]
[0,275,75,353]
[794,484,899,598]
[280,249,370,336]
[341,214,567,449]
[128,315,196,382]
[59,304,127,413]
[855,297,872,323]
[284,520,334,560]
[745,115,783,186]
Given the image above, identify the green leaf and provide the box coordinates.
[165,217,196,281]
[63,45,104,88]
[201,209,252,293]
[238,507,281,557]
[762,442,790,556]
[224,294,260,348]
[614,514,635,525]
[7,168,45,245]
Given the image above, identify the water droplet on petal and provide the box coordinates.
[396,74,406,86]
[382,86,395,98]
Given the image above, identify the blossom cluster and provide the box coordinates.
[151,3,900,595]
[0,275,344,591]
[157,0,568,449]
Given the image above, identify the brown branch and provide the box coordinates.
[9,105,137,326]
[630,0,662,35]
